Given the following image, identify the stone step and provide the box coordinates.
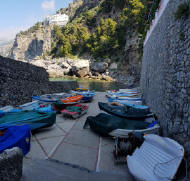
[21,159,133,181]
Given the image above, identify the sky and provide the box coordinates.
[0,0,73,44]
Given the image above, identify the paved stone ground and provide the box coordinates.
[22,92,134,180]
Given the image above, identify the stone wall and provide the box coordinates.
[0,56,77,107]
[140,0,190,170]
[0,148,23,181]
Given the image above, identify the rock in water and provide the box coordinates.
[0,147,23,181]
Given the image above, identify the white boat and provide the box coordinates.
[109,95,142,100]
[19,101,39,110]
[119,87,140,93]
[109,116,159,138]
[127,134,184,181]
[109,99,143,105]
[0,106,14,112]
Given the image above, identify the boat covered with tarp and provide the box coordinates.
[98,102,152,119]
[61,104,88,119]
[84,113,159,137]
[127,134,184,181]
[0,110,56,131]
[0,125,31,155]
[53,101,80,112]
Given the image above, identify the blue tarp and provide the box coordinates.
[0,125,31,155]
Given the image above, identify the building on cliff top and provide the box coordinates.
[43,14,69,26]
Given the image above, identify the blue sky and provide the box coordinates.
[0,0,73,43]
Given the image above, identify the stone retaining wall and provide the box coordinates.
[0,147,23,181]
[0,56,78,107]
[140,0,190,170]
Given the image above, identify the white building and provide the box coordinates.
[43,14,69,26]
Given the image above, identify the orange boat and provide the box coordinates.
[61,95,83,104]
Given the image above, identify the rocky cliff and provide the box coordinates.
[0,40,13,57]
[9,0,158,86]
[10,23,52,61]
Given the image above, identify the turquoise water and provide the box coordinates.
[50,77,126,92]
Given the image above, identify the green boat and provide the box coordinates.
[53,100,80,112]
[84,113,158,137]
[98,102,152,119]
[0,110,56,131]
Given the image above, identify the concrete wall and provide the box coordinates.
[141,0,190,168]
[0,56,78,107]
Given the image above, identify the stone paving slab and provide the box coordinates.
[35,124,66,140]
[24,92,133,180]
[21,159,132,181]
[64,129,99,149]
[26,140,46,159]
[51,142,98,170]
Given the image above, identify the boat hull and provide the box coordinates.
[85,113,158,137]
[0,125,31,155]
[0,111,56,131]
[98,102,152,119]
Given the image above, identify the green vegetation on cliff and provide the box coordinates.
[51,0,161,61]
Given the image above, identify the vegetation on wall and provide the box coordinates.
[51,0,161,61]
[175,0,190,20]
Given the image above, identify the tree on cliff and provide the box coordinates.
[51,0,160,61]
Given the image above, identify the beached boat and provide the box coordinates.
[19,101,39,110]
[61,104,88,119]
[0,125,31,155]
[71,90,95,102]
[71,90,95,96]
[0,110,56,131]
[80,95,94,102]
[61,95,83,104]
[0,106,14,113]
[84,113,159,137]
[98,102,152,119]
[19,101,54,112]
[108,99,143,105]
[106,91,141,98]
[32,95,57,103]
[127,134,184,181]
[119,88,140,93]
[53,101,80,112]
[108,95,142,101]
[76,88,89,91]
[32,93,71,103]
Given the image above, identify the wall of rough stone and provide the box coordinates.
[0,56,78,107]
[140,0,190,170]
[0,147,23,181]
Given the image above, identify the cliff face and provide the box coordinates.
[56,0,83,19]
[10,25,52,61]
[0,40,14,57]
[9,0,156,86]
